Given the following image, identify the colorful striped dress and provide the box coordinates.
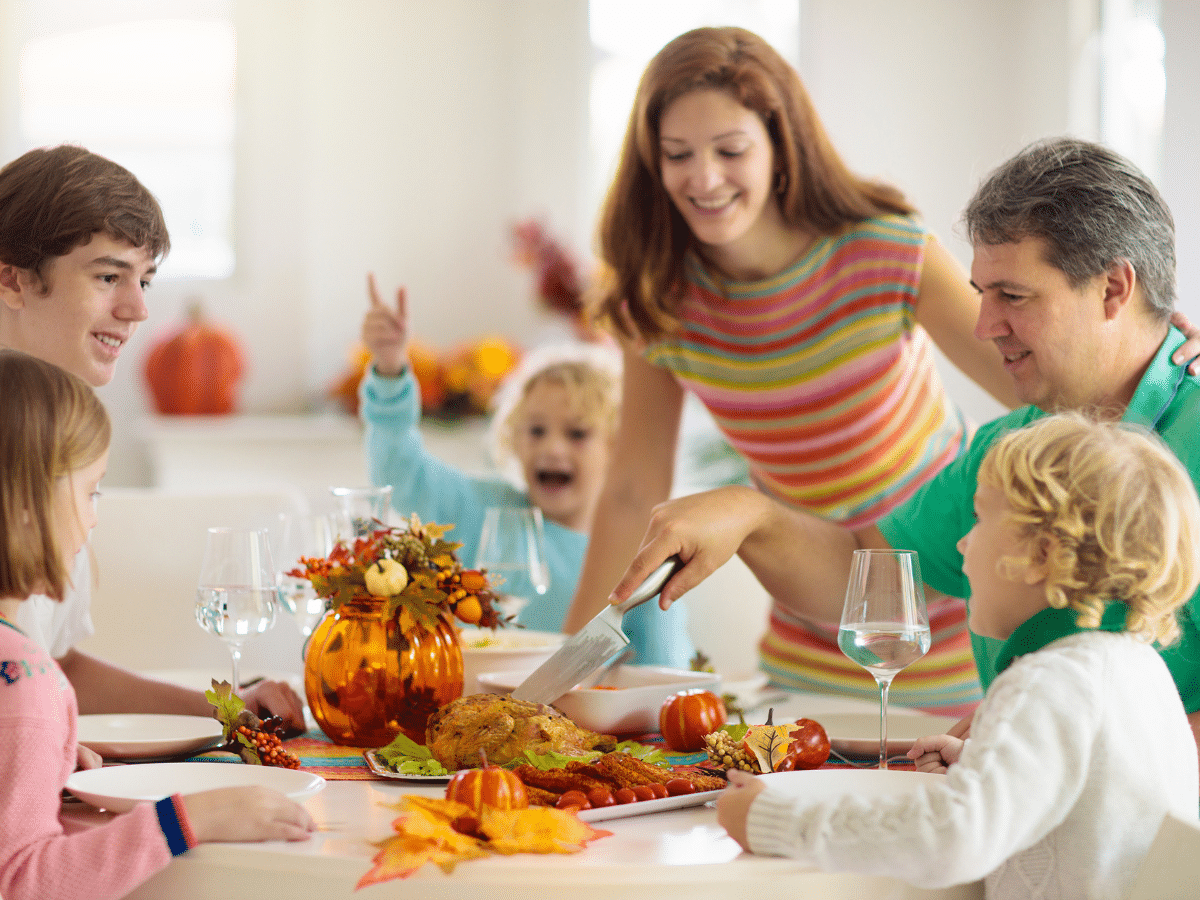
[645,214,981,715]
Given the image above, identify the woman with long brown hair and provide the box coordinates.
[566,25,1021,714]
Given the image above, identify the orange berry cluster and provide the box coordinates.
[438,569,486,625]
[236,724,302,769]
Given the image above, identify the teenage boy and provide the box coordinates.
[0,145,303,726]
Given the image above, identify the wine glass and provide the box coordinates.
[275,512,338,639]
[195,526,279,691]
[837,549,931,769]
[330,485,393,538]
[474,506,550,621]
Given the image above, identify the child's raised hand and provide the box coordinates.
[716,768,766,852]
[907,733,966,774]
[182,786,315,843]
[363,272,408,378]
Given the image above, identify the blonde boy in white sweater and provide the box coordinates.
[718,413,1200,900]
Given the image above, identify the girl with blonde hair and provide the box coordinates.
[0,350,313,900]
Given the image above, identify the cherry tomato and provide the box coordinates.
[648,783,669,799]
[614,787,637,805]
[586,787,616,808]
[659,689,728,752]
[556,790,591,810]
[632,785,657,802]
[665,778,698,796]
[786,717,831,769]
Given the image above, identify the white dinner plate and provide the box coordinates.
[717,671,770,706]
[815,712,960,758]
[755,767,943,802]
[76,714,225,760]
[65,762,326,813]
[577,787,724,822]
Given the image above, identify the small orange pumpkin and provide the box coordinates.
[444,753,528,815]
[144,303,245,415]
[659,688,727,752]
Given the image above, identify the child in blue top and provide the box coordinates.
[358,275,693,668]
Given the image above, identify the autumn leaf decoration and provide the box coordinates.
[357,795,611,888]
[287,513,508,630]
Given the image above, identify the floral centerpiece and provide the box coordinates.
[288,513,506,631]
[288,514,507,747]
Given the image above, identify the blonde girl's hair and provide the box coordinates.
[0,350,111,601]
[487,342,622,490]
[591,25,913,342]
[977,413,1200,645]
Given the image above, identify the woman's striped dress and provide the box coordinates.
[645,214,981,715]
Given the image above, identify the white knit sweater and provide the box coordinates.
[746,631,1199,900]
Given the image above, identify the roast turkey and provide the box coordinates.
[426,693,617,770]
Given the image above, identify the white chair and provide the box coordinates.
[1125,812,1200,900]
[78,487,310,681]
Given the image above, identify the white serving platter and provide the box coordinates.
[577,787,724,822]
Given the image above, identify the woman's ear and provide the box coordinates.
[1023,533,1057,585]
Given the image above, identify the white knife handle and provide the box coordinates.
[613,556,683,615]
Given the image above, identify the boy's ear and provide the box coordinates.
[1023,533,1057,585]
[0,264,29,309]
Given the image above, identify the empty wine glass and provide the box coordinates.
[195,526,279,691]
[837,549,931,769]
[330,485,393,538]
[275,513,338,638]
[474,506,549,621]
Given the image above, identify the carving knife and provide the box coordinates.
[510,555,683,705]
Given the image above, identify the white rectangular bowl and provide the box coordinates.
[477,665,720,735]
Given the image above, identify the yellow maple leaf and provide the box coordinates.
[479,806,613,855]
[358,795,611,888]
[743,724,796,773]
[357,796,488,886]
[356,834,440,888]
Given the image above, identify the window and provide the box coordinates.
[13,0,236,278]
[1099,0,1164,182]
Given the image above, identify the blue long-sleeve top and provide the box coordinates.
[359,367,694,668]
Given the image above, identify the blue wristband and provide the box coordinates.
[155,795,193,856]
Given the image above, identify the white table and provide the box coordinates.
[62,693,981,899]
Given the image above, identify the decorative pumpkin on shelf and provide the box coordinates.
[144,302,245,415]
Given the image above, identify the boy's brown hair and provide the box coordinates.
[978,413,1200,644]
[0,145,170,287]
[0,350,111,601]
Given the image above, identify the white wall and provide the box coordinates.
[800,0,1097,425]
[3,0,1195,484]
[92,0,594,485]
[1162,0,1200,326]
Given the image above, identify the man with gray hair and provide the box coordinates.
[607,136,1200,749]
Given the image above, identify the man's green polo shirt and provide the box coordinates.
[877,327,1200,711]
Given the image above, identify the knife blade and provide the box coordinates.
[510,555,683,705]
